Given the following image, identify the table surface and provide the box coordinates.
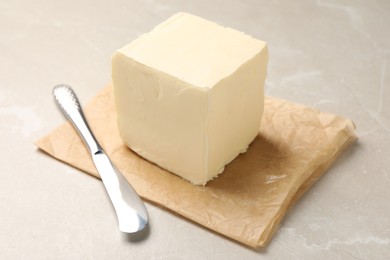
[1,0,389,259]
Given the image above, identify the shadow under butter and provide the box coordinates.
[207,133,290,195]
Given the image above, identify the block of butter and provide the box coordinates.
[112,12,268,185]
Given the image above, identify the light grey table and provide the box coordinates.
[1,0,389,259]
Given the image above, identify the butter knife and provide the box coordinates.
[53,84,148,233]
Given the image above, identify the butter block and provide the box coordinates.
[112,12,268,185]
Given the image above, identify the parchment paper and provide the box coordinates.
[35,85,357,248]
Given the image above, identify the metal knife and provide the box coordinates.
[53,84,148,233]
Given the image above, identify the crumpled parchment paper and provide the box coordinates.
[35,85,357,248]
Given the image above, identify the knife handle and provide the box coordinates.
[53,84,102,155]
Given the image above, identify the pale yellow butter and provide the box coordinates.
[112,12,268,185]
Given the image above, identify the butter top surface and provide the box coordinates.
[117,12,267,87]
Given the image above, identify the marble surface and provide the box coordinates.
[1,0,389,259]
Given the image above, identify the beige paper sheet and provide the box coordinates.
[36,85,357,248]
